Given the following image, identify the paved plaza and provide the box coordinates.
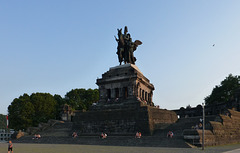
[1,143,240,153]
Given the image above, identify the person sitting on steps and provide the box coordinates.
[167,131,173,138]
[100,132,107,139]
[72,132,78,138]
[135,132,141,138]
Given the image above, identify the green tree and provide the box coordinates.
[54,94,66,120]
[8,94,35,130]
[0,114,7,129]
[186,104,191,109]
[8,93,58,130]
[30,93,57,126]
[7,88,98,130]
[65,88,99,110]
[205,74,240,106]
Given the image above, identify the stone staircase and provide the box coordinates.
[154,115,220,137]
[183,110,240,147]
[15,117,219,148]
[12,120,191,148]
[13,135,190,148]
[38,122,73,137]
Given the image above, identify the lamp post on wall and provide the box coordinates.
[202,102,205,150]
[6,115,9,129]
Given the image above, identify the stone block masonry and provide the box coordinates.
[73,106,177,136]
[72,64,177,136]
[184,109,240,146]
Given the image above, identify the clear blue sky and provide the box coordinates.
[1,1,240,115]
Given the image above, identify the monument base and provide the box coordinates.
[73,104,177,136]
[72,64,177,135]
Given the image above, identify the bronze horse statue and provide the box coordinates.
[115,28,125,65]
[115,26,142,65]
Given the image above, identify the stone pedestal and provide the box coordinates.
[72,64,178,135]
[73,106,177,136]
[95,64,154,109]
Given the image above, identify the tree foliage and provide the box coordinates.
[54,94,66,120]
[205,74,240,106]
[186,104,191,109]
[65,88,99,110]
[8,94,34,130]
[30,93,57,126]
[8,93,57,130]
[7,88,99,130]
[0,114,7,129]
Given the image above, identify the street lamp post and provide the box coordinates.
[202,102,205,150]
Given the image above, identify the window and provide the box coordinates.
[142,90,145,100]
[145,92,148,102]
[107,89,111,99]
[124,87,128,98]
[115,88,119,98]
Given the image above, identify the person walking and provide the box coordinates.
[8,140,13,153]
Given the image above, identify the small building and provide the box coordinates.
[61,104,74,121]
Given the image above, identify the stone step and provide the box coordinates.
[52,122,73,129]
[13,135,190,148]
[37,122,73,137]
[153,115,220,137]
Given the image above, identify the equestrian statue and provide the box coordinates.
[115,26,142,65]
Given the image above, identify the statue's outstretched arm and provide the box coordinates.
[114,35,119,42]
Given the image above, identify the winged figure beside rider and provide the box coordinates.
[115,26,142,65]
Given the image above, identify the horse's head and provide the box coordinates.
[117,28,124,46]
[117,28,122,36]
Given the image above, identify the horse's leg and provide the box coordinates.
[118,56,122,65]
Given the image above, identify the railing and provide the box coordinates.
[0,132,11,142]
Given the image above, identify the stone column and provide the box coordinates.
[111,88,115,99]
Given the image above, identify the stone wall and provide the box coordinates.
[73,106,178,136]
[207,109,240,145]
[73,107,149,135]
[184,109,240,146]
[148,107,178,132]
[26,119,60,135]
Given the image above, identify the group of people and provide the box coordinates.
[167,131,174,138]
[135,132,142,138]
[106,98,120,104]
[32,134,41,139]
[72,132,78,138]
[100,132,107,139]
[192,122,203,130]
